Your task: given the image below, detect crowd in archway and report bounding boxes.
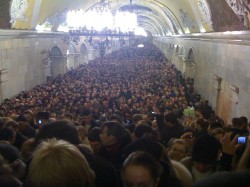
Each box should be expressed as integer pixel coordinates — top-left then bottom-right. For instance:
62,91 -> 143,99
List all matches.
0,42 -> 250,187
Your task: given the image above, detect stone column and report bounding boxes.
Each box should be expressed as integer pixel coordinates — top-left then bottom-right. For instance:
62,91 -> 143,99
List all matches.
67,54 -> 75,70
43,58 -> 52,82
0,69 -> 8,102
179,58 -> 197,79
80,53 -> 88,64
74,54 -> 80,68
50,56 -> 67,78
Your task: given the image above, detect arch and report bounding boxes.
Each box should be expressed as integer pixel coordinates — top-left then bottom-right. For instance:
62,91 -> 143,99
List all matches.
187,48 -> 194,61
67,44 -> 77,54
175,45 -> 179,54
50,45 -> 62,57
80,43 -> 87,54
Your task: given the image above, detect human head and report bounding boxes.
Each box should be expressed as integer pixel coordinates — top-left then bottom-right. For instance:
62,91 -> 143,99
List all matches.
109,114 -> 123,124
82,110 -> 93,124
232,118 -> 243,129
25,139 -> 95,187
100,121 -> 130,146
164,112 -> 178,126
211,128 -> 225,141
122,151 -> 162,187
207,121 -> 223,134
168,139 -> 188,161
88,127 -> 102,154
23,110 -> 34,123
180,128 -> 196,150
15,114 -> 28,131
192,134 -> 221,173
132,125 -> 155,141
34,120 -> 81,146
0,127 -> 16,144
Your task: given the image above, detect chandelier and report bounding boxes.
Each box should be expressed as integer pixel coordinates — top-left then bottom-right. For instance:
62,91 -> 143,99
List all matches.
86,0 -> 112,13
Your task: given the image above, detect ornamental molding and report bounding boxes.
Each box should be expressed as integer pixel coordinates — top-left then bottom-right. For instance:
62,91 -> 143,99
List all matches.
179,9 -> 196,29
163,9 -> 183,34
225,0 -> 250,28
43,9 -> 68,30
225,0 -> 247,16
198,0 -> 213,28
10,0 -> 29,24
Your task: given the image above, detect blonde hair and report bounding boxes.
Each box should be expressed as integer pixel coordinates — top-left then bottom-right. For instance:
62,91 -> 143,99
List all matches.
26,139 -> 95,187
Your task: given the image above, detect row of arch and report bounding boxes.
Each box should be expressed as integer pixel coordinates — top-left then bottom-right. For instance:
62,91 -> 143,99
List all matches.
166,43 -> 195,62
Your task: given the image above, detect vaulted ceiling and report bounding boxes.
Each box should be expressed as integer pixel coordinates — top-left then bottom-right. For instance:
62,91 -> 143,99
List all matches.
0,0 -> 249,35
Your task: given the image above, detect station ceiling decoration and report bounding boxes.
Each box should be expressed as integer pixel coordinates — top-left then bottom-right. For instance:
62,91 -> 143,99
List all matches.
0,0 -> 249,35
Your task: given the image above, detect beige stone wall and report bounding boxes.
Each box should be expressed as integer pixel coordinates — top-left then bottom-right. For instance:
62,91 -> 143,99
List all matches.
0,30 -> 67,101
154,33 -> 250,123
0,30 -> 127,102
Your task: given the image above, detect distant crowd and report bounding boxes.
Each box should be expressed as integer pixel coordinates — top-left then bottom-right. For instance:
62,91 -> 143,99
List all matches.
0,42 -> 250,187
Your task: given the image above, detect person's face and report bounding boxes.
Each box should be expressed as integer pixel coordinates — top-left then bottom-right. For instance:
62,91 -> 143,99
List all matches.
100,127 -> 113,146
89,141 -> 102,153
83,115 -> 92,124
23,113 -> 33,122
214,133 -> 224,141
168,143 -> 187,161
123,165 -> 158,187
181,132 -> 195,147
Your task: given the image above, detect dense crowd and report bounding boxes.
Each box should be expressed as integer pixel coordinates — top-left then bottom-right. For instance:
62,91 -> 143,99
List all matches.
0,42 -> 250,187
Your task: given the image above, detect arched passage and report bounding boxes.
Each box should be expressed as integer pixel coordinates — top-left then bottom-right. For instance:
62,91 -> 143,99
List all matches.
187,48 -> 194,61
49,45 -> 67,77
50,45 -> 62,57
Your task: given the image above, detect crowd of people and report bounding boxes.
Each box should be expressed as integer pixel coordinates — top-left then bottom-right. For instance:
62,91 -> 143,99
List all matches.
0,42 -> 250,187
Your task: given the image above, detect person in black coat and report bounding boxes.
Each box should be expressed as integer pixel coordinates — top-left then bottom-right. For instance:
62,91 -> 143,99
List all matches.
157,112 -> 184,147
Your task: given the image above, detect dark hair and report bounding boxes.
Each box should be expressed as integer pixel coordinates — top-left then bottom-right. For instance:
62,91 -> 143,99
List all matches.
102,121 -> 131,145
34,120 -> 81,145
123,138 -> 164,161
192,134 -> 221,164
122,151 -> 163,184
88,127 -> 101,142
164,112 -> 178,124
0,143 -> 21,163
15,115 -> 27,122
183,128 -> 196,136
0,128 -> 15,142
64,113 -> 73,120
240,116 -> 248,124
209,121 -> 222,129
132,114 -> 143,123
232,118 -> 243,128
109,114 -> 123,124
133,125 -> 153,139
82,110 -> 91,116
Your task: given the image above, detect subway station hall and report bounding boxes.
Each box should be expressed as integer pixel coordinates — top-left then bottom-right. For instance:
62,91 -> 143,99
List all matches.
1,0 -> 250,187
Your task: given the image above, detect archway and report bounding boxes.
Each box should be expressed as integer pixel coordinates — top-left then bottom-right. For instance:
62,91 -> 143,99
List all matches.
187,48 -> 194,61
49,45 -> 67,78
50,45 -> 63,57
